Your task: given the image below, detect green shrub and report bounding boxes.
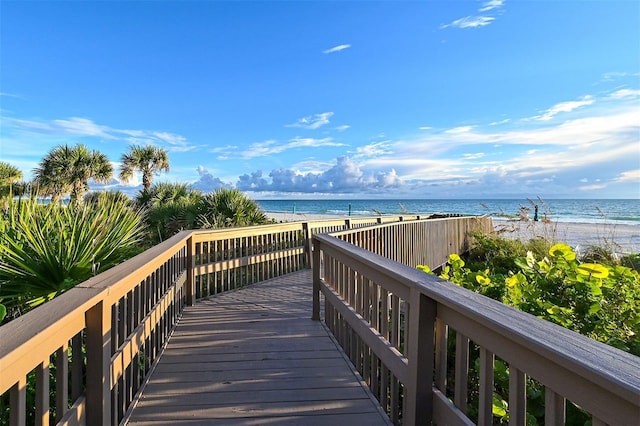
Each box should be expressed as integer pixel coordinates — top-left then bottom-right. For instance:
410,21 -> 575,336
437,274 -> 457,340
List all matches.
0,194 -> 145,319
418,236 -> 640,424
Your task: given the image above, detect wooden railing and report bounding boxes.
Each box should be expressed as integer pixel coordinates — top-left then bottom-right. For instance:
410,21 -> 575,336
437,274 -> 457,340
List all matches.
312,218 -> 640,425
0,214 -> 426,425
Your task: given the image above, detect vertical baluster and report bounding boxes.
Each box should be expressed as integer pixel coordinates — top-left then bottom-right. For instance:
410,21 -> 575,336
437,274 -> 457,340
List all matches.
454,333 -> 469,412
509,367 -> 526,426
35,360 -> 49,426
312,239 -> 321,321
390,294 -> 401,423
71,333 -> 83,400
478,347 -> 495,426
545,387 -> 565,426
10,378 -> 27,426
435,319 -> 448,391
56,344 -> 69,422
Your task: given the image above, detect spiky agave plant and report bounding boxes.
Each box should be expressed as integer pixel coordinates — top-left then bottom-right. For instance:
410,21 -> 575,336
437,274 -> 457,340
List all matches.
0,193 -> 146,316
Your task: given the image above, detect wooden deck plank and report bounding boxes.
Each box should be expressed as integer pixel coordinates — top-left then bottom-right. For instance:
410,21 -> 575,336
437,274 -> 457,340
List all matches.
126,270 -> 390,425
128,412 -> 388,426
141,376 -> 364,395
129,399 -> 382,421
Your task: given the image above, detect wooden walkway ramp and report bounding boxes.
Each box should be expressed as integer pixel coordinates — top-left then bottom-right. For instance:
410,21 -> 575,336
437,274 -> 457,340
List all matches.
126,270 -> 391,425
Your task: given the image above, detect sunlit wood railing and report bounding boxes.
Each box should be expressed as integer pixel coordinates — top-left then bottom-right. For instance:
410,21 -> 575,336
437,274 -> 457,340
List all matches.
0,214 -> 427,425
312,218 -> 640,426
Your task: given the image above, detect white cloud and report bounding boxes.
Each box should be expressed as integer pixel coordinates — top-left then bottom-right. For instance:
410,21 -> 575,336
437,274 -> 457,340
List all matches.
613,169 -> 640,183
441,0 -> 505,30
479,0 -> 505,12
191,166 -> 231,192
239,137 -> 347,159
445,125 -> 474,134
532,95 -> 595,121
335,125 -> 351,132
579,183 -> 607,191
0,92 -> 24,99
441,16 -> 495,29
353,141 -> 394,158
419,126 -> 433,130
601,71 -> 640,82
52,117 -> 115,139
607,89 -> 640,100
286,112 -> 334,129
2,115 -> 196,151
323,44 -> 351,54
237,156 -> 403,193
463,153 -> 485,159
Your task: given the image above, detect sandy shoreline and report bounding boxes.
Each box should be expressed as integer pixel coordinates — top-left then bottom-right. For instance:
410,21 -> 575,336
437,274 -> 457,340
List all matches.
265,212 -> 640,254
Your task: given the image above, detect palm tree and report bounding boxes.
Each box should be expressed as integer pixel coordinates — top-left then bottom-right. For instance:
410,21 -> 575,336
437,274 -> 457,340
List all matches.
119,145 -> 170,193
0,162 -> 23,201
0,162 -> 22,185
33,144 -> 113,203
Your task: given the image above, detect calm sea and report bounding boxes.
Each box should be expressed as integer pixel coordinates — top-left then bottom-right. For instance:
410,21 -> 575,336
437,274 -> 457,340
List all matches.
256,199 -> 640,226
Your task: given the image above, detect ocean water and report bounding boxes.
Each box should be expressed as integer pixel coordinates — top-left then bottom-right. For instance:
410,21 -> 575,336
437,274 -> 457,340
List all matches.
256,199 -> 640,226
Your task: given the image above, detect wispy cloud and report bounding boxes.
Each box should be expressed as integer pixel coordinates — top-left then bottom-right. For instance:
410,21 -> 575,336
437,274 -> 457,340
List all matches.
441,0 -> 505,29
323,44 -> 351,54
238,137 -> 347,159
607,89 -> 640,100
0,92 -> 25,99
531,95 -> 595,121
479,0 -> 505,12
613,169 -> 640,183
441,16 -> 495,29
601,71 -> 640,82
335,125 -> 351,132
53,117 -> 115,139
286,112 -> 334,129
1,116 -> 196,152
352,141 -> 393,159
445,125 -> 474,134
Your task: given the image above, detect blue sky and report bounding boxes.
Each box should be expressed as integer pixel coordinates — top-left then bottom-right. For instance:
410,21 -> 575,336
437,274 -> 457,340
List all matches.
1,0 -> 639,199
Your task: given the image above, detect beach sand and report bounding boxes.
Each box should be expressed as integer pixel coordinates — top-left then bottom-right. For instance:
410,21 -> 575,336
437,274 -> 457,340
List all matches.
266,212 -> 640,254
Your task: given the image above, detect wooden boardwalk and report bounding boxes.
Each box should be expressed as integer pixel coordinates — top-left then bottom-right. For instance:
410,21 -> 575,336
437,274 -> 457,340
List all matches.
126,270 -> 391,425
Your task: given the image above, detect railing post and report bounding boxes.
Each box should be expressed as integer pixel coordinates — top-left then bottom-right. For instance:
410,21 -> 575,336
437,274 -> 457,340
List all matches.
404,286 -> 435,425
85,301 -> 112,426
303,222 -> 312,269
312,238 -> 321,321
186,235 -> 195,305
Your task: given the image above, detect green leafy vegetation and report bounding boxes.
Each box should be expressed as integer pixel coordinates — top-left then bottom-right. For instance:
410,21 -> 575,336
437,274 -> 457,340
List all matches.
418,233 -> 640,424
138,184 -> 271,244
0,193 -> 145,320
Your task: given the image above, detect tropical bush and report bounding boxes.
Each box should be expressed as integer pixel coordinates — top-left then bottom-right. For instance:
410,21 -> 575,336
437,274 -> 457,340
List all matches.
418,234 -> 640,424
139,185 -> 271,244
0,193 -> 146,320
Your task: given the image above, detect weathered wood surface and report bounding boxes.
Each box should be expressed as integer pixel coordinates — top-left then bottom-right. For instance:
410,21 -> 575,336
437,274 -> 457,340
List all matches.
126,270 -> 391,425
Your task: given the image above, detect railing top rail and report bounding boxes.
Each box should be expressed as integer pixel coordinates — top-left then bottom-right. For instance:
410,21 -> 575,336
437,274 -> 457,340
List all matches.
0,230 -> 192,392
313,232 -> 640,404
327,215 -> 478,238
